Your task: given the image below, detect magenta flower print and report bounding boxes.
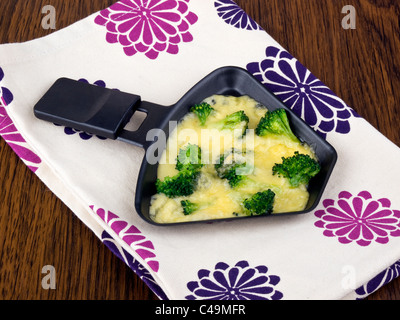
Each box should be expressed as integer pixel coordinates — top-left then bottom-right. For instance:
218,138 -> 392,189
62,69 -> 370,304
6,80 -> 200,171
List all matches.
94,0 -> 198,60
186,261 -> 283,300
1,68 -> 41,173
101,231 -> 168,300
314,191 -> 400,247
0,105 -> 42,173
90,205 -> 159,272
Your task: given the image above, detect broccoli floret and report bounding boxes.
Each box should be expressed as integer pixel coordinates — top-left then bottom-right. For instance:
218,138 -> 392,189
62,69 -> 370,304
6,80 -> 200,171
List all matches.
221,111 -> 249,136
181,200 -> 199,216
256,108 -> 299,142
221,165 -> 247,188
215,149 -> 250,188
157,144 -> 204,198
156,170 -> 200,198
243,190 -> 276,216
191,103 -> 215,126
176,144 -> 203,172
272,151 -> 321,187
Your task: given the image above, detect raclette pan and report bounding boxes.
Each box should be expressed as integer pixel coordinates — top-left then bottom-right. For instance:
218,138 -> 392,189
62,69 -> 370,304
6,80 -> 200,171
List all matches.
34,66 -> 337,226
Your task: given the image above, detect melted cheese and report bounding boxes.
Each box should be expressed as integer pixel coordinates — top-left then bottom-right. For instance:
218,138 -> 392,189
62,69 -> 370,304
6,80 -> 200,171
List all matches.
150,95 -> 316,224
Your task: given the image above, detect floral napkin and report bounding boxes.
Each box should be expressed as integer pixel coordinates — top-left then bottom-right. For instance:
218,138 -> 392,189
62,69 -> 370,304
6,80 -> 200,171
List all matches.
1,0 -> 400,300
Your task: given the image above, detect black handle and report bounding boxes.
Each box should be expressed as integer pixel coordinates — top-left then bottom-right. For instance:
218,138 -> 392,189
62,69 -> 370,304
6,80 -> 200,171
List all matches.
34,78 -> 169,149
118,101 -> 170,149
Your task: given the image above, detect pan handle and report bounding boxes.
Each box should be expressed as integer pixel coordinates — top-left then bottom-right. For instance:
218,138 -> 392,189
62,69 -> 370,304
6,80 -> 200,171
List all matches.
34,78 -> 169,149
118,101 -> 170,149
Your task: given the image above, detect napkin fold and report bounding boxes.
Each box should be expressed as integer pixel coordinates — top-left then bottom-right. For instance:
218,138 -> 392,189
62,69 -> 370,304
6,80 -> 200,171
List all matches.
1,0 -> 400,300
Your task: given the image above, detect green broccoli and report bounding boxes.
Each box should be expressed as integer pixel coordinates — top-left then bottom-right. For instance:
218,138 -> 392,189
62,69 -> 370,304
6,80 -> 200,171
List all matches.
221,110 -> 249,136
215,149 -> 251,188
220,164 -> 247,188
180,200 -> 199,216
256,108 -> 299,142
191,103 -> 215,126
157,144 -> 205,198
176,144 -> 203,172
272,151 -> 321,187
243,190 -> 276,216
156,170 -> 200,198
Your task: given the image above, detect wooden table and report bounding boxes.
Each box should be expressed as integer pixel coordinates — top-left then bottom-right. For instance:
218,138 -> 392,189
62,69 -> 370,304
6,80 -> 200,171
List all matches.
0,0 -> 399,300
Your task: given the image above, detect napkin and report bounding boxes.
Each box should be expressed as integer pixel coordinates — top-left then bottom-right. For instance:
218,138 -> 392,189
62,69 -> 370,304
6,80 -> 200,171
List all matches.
1,0 -> 400,300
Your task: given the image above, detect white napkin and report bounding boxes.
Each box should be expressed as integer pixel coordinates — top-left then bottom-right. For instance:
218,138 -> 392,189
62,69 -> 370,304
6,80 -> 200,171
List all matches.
1,0 -> 400,300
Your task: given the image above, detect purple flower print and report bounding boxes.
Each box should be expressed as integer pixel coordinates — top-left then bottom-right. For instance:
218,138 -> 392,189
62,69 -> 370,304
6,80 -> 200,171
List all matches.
62,126 -> 107,140
90,205 -> 159,272
0,67 -> 13,106
314,191 -> 400,247
355,260 -> 400,299
0,68 -> 13,106
94,0 -> 198,60
214,0 -> 261,30
101,231 -> 168,300
0,87 -> 13,106
78,78 -> 106,87
247,46 -> 360,138
186,261 -> 283,300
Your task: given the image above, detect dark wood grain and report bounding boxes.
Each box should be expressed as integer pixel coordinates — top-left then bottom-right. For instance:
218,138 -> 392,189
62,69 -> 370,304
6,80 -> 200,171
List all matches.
0,0 -> 399,300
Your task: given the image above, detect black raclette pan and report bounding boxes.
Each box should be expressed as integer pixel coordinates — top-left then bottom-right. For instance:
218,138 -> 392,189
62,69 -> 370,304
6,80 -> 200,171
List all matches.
34,66 -> 337,226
